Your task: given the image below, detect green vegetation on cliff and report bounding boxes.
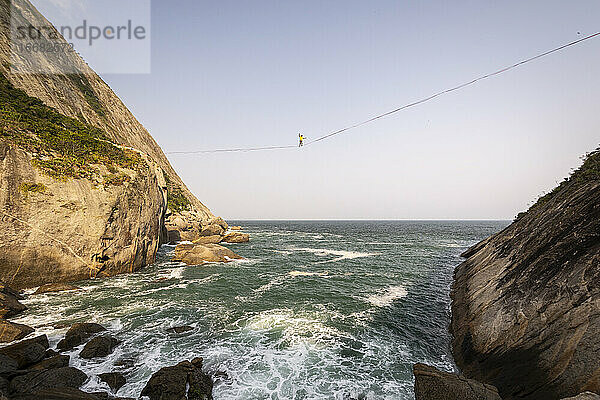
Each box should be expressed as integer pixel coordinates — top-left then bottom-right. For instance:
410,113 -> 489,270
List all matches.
19,182 -> 46,195
164,173 -> 191,212
0,72 -> 140,181
516,147 -> 600,220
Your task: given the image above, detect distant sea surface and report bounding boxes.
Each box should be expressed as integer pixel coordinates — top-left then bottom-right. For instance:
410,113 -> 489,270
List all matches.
14,220 -> 508,399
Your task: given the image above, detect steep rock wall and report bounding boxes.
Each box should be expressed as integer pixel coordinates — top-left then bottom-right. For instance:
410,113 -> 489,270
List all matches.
0,0 -> 225,233
0,141 -> 167,289
450,149 -> 600,399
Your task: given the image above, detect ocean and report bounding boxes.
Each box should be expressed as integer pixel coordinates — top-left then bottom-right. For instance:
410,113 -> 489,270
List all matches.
13,220 -> 508,399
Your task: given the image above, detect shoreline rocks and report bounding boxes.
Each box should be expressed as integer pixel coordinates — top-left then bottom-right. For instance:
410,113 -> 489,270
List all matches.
33,284 -> 81,295
413,363 -> 501,400
57,323 -> 106,351
222,232 -> 250,243
79,336 -> 120,359
0,321 -> 34,344
173,243 -> 244,266
141,358 -> 213,400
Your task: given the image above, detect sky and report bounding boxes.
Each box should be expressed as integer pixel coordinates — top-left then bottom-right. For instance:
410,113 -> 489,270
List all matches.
35,0 -> 600,219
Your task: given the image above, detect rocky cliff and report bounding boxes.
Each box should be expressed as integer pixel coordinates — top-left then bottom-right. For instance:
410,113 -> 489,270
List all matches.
450,148 -> 600,399
0,0 -> 226,288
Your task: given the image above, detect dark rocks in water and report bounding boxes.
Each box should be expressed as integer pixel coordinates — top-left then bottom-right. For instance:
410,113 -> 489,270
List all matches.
450,149 -> 600,399
413,363 -> 501,400
141,357 -> 213,400
27,354 -> 70,371
46,349 -> 59,358
57,323 -> 106,351
33,283 -> 80,295
188,357 -> 213,400
11,387 -> 102,399
166,325 -> 194,334
0,320 -> 34,343
98,372 -> 126,392
0,335 -> 48,369
79,336 -> 119,359
9,366 -> 87,394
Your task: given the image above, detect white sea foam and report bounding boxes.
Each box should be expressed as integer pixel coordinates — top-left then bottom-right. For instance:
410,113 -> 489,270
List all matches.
244,309 -> 342,347
367,285 -> 408,307
157,266 -> 185,280
289,247 -> 377,264
288,270 -> 329,278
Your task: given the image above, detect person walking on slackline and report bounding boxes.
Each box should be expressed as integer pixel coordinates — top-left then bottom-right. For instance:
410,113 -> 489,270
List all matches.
298,133 -> 306,147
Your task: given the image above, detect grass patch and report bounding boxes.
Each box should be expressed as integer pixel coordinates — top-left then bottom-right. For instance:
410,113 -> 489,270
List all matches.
0,71 -> 141,181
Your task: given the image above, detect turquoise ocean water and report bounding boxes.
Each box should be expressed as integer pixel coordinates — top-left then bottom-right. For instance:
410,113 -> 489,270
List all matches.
13,220 -> 507,399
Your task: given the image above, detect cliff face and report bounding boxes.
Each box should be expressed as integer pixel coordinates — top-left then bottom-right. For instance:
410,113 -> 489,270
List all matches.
450,149 -> 600,399
0,0 -> 226,288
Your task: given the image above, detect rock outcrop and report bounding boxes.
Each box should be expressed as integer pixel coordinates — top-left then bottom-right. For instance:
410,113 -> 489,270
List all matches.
0,333 -> 135,399
0,0 -> 227,289
98,372 -> 126,392
0,282 -> 26,319
222,232 -> 250,243
57,323 -> 106,351
450,148 -> 600,399
141,358 -> 213,400
173,243 -> 244,266
413,363 -> 501,400
562,393 -> 600,400
79,336 -> 119,359
0,320 -> 33,343
33,284 -> 80,295
0,281 -> 31,343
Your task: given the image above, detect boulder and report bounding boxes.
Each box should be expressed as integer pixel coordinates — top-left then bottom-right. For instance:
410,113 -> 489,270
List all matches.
166,326 -> 194,334
27,354 -> 70,371
222,232 -> 250,243
57,323 -> 106,351
98,372 -> 126,392
79,336 -> 119,359
33,284 -> 80,295
199,224 -> 225,237
0,335 -> 48,369
229,226 -> 242,231
9,366 -> 87,394
188,357 -> 213,400
450,149 -> 600,399
0,320 -> 34,343
0,282 -> 26,319
141,358 -> 212,400
192,235 -> 223,245
562,393 -> 600,400
0,282 -> 23,301
0,375 -> 8,396
413,363 -> 501,400
11,388 -> 101,399
0,354 -> 18,375
173,244 -> 243,266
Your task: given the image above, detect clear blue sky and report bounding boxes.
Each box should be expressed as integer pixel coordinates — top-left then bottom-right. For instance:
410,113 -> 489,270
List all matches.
46,0 -> 600,219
